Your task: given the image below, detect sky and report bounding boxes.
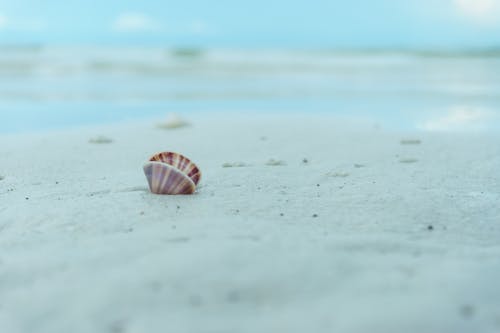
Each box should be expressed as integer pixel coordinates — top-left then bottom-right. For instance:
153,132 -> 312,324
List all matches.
0,0 -> 500,48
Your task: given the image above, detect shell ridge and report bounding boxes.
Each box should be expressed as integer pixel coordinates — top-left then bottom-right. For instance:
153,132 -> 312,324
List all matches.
159,164 -> 173,193
143,161 -> 196,195
148,151 -> 201,186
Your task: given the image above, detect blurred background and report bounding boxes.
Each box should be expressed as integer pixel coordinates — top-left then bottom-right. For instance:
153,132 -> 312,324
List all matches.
1,0 -> 500,132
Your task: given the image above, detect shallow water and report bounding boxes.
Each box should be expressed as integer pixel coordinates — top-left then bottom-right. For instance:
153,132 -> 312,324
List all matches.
1,46 -> 499,133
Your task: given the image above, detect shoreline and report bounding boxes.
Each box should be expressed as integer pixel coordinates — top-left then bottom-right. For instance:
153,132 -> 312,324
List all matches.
1,113 -> 499,333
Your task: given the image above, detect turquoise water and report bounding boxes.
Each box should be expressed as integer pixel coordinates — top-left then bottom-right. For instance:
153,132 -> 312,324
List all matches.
1,46 -> 500,133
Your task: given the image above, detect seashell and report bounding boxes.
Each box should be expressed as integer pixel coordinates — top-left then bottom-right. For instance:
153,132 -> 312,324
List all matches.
89,136 -> 113,144
399,158 -> 418,164
265,158 -> 286,166
222,162 -> 249,168
400,139 -> 421,145
157,113 -> 190,129
325,171 -> 349,178
143,152 -> 201,195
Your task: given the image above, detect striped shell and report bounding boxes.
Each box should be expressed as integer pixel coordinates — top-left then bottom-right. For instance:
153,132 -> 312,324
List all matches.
143,152 -> 201,195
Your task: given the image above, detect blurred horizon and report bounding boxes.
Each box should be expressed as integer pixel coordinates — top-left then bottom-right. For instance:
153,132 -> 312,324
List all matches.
1,45 -> 499,133
3,44 -> 500,56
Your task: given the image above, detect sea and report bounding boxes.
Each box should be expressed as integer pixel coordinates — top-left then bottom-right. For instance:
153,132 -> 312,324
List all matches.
1,46 -> 499,133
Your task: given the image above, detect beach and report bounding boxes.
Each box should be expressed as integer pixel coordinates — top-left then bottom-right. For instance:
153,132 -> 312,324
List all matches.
1,113 -> 499,333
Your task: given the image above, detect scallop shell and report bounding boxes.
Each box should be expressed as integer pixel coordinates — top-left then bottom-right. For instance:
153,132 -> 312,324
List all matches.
143,152 -> 201,195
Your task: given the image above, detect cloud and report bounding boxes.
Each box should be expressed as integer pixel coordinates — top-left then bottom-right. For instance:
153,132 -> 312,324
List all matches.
112,12 -> 161,32
418,106 -> 495,131
188,20 -> 209,35
0,14 -> 8,29
0,14 -> 45,32
453,0 -> 500,24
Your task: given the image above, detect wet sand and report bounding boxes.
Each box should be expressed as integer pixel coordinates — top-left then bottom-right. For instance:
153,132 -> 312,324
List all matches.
0,113 -> 499,333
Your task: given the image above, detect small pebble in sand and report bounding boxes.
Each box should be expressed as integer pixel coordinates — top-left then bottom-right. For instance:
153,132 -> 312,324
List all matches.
400,139 -> 422,145
89,136 -> 113,144
399,158 -> 418,164
222,162 -> 249,168
326,171 -> 350,178
459,304 -> 475,319
167,237 -> 190,243
265,159 -> 286,166
109,320 -> 127,333
189,294 -> 203,307
226,290 -> 241,303
157,113 -> 190,129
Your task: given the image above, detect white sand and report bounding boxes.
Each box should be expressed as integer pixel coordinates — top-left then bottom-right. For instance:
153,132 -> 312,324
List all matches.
1,113 -> 499,333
